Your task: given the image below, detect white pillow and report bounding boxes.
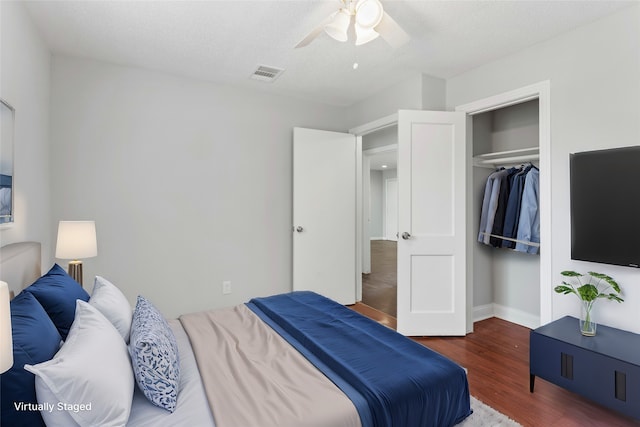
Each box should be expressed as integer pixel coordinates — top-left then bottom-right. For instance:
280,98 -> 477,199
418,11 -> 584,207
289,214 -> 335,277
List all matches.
89,275 -> 133,342
24,300 -> 134,427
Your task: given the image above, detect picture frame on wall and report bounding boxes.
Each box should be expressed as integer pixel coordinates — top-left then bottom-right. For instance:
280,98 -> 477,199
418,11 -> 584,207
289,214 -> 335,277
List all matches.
1,99 -> 15,227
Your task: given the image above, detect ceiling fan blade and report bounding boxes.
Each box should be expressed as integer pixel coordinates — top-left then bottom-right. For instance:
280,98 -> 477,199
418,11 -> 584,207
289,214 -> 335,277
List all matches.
376,12 -> 410,48
295,12 -> 336,48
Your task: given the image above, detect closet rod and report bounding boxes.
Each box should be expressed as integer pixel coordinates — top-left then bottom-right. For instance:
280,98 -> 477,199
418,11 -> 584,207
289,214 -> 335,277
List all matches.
479,232 -> 540,248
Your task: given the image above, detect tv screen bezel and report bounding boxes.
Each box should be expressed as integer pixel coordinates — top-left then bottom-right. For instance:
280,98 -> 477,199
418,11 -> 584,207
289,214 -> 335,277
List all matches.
570,145 -> 640,269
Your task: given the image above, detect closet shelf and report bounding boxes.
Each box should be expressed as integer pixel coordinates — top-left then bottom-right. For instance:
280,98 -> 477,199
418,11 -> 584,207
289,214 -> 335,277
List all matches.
473,147 -> 539,168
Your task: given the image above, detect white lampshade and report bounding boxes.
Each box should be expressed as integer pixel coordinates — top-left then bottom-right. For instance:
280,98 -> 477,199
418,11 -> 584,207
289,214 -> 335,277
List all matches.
0,281 -> 13,373
325,9 -> 351,42
55,221 -> 98,260
355,24 -> 380,46
355,0 -> 384,29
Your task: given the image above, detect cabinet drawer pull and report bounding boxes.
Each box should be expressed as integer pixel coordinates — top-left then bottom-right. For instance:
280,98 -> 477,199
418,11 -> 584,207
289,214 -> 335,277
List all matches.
560,353 -> 573,380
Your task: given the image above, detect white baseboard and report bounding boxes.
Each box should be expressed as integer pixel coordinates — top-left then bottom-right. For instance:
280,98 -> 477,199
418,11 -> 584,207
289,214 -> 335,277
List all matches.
473,303 -> 540,329
473,303 -> 495,323
370,237 -> 384,241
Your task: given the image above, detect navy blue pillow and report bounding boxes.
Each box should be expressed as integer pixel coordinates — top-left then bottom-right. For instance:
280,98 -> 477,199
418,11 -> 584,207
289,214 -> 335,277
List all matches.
23,264 -> 90,340
0,292 -> 62,427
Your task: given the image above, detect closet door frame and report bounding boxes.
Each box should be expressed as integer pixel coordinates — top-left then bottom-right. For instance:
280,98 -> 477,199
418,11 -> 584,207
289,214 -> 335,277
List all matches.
456,81 -> 551,333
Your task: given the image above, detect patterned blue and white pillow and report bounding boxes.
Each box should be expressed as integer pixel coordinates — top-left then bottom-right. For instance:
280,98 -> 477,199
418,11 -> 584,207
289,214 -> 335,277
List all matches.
129,295 -> 180,412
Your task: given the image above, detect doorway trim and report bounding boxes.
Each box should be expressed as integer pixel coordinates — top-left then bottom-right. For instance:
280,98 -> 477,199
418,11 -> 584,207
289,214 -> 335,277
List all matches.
350,113 -> 398,136
349,113 -> 397,301
455,80 -> 552,331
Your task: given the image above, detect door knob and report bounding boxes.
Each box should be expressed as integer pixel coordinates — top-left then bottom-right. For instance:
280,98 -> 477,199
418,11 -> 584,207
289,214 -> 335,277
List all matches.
401,232 -> 411,240
296,226 -> 304,233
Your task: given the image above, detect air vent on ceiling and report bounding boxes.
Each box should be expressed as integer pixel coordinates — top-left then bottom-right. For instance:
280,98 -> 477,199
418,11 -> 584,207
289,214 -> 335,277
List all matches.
250,65 -> 284,82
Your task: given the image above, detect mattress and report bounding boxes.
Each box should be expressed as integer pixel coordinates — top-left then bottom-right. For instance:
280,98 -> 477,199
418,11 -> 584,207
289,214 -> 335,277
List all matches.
178,291 -> 471,427
180,304 -> 361,427
126,320 -> 215,426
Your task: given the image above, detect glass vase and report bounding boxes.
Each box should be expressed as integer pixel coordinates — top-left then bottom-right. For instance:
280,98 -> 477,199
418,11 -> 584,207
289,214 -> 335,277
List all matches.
580,301 -> 596,336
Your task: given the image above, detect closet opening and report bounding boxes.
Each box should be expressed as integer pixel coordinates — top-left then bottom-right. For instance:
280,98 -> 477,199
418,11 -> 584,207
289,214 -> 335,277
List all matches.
471,98 -> 541,329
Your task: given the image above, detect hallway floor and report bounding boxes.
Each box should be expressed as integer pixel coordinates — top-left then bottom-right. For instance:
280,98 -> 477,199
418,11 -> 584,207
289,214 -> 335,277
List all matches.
362,240 -> 397,317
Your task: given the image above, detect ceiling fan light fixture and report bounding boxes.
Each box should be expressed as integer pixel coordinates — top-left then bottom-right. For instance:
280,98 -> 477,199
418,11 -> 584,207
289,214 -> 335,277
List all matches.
355,24 -> 379,46
355,0 -> 384,29
296,0 -> 408,49
324,9 -> 351,42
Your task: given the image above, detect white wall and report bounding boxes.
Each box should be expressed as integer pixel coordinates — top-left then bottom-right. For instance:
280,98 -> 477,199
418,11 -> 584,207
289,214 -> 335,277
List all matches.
421,73 -> 447,111
347,73 -> 446,128
382,169 -> 398,241
382,169 -> 397,182
50,56 -> 350,318
347,73 -> 422,128
0,1 -> 52,267
489,100 -> 539,153
369,170 -> 383,239
448,4 -> 640,332
368,168 -> 398,241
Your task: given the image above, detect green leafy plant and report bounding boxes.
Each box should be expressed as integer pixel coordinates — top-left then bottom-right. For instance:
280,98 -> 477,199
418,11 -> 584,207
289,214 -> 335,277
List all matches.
554,271 -> 623,335
554,271 -> 624,303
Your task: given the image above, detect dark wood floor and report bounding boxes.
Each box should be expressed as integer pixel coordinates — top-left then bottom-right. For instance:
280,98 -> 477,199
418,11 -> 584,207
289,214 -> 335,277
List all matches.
350,303 -> 640,427
362,240 -> 397,317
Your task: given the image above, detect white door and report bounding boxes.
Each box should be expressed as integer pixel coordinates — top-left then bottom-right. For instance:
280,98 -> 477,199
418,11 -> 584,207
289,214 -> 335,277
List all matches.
384,178 -> 398,241
396,110 -> 469,336
293,127 -> 357,305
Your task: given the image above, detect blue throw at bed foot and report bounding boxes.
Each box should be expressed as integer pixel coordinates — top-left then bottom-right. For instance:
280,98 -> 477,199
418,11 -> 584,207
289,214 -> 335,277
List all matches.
247,291 -> 472,427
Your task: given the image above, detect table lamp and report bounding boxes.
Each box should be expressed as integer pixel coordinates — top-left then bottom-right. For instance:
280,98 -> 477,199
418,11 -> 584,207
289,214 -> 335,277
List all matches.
55,220 -> 97,287
0,281 -> 12,373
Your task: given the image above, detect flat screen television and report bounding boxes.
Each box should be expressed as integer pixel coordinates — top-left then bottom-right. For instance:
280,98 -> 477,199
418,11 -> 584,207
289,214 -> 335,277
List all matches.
570,145 -> 640,268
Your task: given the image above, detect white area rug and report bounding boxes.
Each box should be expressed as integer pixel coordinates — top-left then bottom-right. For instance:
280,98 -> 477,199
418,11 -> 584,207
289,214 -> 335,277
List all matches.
459,396 -> 522,426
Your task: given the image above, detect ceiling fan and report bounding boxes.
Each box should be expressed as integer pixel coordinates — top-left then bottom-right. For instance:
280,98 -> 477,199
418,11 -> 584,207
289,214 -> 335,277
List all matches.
295,0 -> 410,49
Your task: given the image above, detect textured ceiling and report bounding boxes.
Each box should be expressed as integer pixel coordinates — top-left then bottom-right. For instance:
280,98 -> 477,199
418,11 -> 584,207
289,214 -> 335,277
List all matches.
24,0 -> 635,106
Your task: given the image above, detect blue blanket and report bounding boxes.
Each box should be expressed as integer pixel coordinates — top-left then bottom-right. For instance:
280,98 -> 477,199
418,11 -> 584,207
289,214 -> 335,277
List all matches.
247,291 -> 471,427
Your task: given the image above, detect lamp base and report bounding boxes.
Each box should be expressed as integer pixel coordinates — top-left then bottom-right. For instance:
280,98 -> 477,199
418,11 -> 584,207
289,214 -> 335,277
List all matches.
68,261 -> 84,287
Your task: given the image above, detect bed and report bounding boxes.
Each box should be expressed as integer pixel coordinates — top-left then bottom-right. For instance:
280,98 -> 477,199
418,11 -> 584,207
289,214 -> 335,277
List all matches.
1,241 -> 471,427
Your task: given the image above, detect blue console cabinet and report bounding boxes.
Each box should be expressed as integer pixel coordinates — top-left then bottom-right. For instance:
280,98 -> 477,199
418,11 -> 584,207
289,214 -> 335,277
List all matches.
530,316 -> 640,420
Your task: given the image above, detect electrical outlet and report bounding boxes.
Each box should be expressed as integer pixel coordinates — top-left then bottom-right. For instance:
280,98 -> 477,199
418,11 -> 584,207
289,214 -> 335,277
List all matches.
222,281 -> 231,295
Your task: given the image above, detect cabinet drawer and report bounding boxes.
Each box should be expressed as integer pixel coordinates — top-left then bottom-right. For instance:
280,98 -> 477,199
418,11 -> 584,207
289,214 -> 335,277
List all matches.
530,333 -> 581,390
589,358 -> 640,419
531,331 -> 640,419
